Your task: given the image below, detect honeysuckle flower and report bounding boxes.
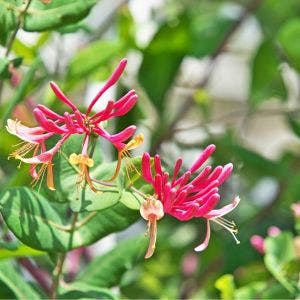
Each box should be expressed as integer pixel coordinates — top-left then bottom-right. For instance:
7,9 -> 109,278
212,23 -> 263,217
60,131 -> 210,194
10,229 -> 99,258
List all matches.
7,58 -> 139,191
250,226 -> 281,254
291,202 -> 300,218
139,144 -> 240,258
250,235 -> 265,254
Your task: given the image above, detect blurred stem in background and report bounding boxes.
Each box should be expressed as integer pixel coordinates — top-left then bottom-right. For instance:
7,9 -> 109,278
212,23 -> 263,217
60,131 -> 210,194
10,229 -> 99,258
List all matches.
0,0 -> 33,104
150,0 -> 263,154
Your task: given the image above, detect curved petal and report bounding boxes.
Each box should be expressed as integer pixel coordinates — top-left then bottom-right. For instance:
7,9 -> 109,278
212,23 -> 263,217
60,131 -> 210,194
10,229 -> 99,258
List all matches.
194,219 -> 211,252
204,196 -> 240,219
6,119 -> 53,143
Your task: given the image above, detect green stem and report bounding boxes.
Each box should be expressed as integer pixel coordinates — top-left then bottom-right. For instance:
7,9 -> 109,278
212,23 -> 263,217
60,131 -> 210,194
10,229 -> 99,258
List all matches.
50,212 -> 79,300
0,0 -> 33,104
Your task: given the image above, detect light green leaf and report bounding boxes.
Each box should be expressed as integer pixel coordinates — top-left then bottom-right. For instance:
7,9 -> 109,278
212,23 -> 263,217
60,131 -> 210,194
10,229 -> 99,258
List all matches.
264,232 -> 297,294
278,18 -> 300,72
0,187 -> 139,252
58,282 -> 117,299
215,274 -> 236,300
77,236 -> 147,288
0,243 -> 44,260
0,260 -> 41,299
66,40 -> 122,81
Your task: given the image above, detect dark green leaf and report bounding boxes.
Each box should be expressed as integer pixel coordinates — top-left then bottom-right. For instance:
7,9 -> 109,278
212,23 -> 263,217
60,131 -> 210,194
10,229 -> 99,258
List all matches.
0,187 -> 139,252
138,17 -> 190,111
250,40 -> 286,106
287,116 -> 300,138
190,14 -> 234,57
0,260 -> 41,299
77,236 -> 147,287
278,18 -> 300,72
0,57 -> 22,79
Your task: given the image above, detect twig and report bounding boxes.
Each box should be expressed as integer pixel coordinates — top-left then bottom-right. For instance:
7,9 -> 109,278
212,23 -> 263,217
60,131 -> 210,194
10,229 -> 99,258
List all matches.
50,212 -> 78,300
150,0 -> 263,154
0,0 -> 33,104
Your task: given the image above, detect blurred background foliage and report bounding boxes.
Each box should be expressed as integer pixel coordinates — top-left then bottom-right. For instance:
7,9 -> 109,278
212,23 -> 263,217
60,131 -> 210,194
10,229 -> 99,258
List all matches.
0,0 -> 300,298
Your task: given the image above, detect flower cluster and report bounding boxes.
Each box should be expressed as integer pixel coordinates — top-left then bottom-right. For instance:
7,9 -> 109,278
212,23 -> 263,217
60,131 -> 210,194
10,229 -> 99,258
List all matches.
7,58 -> 240,258
140,145 -> 240,257
7,59 -> 140,191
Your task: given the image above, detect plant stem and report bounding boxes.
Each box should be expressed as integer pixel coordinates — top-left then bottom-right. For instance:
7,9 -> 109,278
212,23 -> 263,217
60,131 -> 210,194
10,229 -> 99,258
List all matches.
0,0 -> 33,104
50,212 -> 79,300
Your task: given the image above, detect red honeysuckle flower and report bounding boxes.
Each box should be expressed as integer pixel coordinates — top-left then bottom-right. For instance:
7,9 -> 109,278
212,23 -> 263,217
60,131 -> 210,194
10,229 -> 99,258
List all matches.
7,58 -> 139,191
139,144 -> 240,258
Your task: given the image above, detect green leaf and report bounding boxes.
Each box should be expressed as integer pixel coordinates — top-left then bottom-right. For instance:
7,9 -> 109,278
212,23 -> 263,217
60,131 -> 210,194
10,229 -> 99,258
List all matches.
215,274 -> 236,300
250,40 -> 286,106
47,135 -> 146,212
256,0 -> 300,35
0,0 -> 96,45
278,18 -> 300,72
0,187 -> 139,252
287,116 -> 300,138
0,260 -> 41,299
25,0 -> 97,31
264,232 -> 297,294
66,40 -> 122,81
0,1 -> 16,45
0,57 -> 22,79
57,21 -> 91,34
138,16 -> 190,111
77,236 -> 147,288
0,243 -> 44,260
190,14 -> 234,57
235,281 -> 291,299
58,282 -> 117,300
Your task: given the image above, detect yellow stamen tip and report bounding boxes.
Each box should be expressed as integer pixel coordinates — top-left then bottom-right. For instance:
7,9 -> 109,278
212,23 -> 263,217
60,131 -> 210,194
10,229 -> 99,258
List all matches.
69,153 -> 79,165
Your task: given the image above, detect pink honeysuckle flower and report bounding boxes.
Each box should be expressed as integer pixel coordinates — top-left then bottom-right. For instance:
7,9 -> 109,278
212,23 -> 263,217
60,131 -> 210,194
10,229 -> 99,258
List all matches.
250,235 -> 265,254
7,58 -> 139,191
291,202 -> 300,218
139,144 -> 240,258
250,226 -> 281,255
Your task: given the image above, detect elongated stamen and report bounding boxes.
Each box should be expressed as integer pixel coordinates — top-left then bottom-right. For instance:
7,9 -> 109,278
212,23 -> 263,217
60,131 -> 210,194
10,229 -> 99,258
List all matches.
211,217 -> 240,244
69,153 -> 101,193
105,134 -> 144,182
31,163 -> 47,188
9,142 -> 39,160
30,162 -> 55,190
